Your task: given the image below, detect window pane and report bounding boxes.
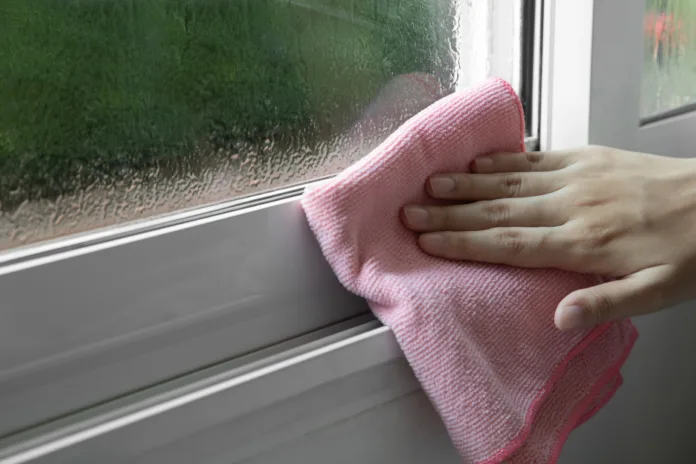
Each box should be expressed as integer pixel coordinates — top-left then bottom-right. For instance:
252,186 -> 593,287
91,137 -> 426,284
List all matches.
642,0 -> 696,116
0,0 -> 522,250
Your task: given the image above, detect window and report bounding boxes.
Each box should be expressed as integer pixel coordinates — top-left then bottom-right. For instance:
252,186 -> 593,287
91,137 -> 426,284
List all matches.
1,0 -> 525,251
642,0 -> 696,121
0,0 -> 536,460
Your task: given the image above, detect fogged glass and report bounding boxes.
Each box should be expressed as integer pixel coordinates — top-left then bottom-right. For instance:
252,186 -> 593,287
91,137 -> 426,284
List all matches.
643,0 -> 696,116
0,0 -> 521,250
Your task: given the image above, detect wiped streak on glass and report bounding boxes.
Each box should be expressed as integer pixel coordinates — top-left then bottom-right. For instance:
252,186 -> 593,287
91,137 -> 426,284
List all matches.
0,0 -> 518,250
454,0 -> 521,93
642,0 -> 696,116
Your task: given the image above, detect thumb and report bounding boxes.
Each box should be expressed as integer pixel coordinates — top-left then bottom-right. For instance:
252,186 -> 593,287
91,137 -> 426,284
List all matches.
554,267 -> 670,330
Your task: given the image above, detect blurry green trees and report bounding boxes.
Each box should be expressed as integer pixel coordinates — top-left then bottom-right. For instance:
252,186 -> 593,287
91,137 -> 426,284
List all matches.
0,0 -> 449,207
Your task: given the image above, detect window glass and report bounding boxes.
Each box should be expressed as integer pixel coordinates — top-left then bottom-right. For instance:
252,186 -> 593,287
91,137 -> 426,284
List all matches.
0,0 -> 522,250
642,0 -> 696,117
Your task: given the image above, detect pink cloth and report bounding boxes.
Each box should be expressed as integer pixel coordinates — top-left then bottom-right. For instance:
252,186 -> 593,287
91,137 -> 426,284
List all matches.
301,78 -> 637,464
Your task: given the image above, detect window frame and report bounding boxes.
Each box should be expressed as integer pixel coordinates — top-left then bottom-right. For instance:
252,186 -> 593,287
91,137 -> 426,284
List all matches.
0,184 -> 370,437
540,0 -> 696,158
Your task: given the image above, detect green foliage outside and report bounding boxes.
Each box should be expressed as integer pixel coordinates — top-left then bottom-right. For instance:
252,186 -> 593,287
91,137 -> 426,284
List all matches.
0,0 -> 449,209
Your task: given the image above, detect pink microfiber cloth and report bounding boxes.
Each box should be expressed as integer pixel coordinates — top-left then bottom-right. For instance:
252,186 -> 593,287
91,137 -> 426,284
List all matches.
301,78 -> 638,463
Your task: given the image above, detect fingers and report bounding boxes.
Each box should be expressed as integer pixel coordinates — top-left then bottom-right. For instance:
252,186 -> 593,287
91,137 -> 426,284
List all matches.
471,151 -> 575,174
554,266 -> 673,330
427,172 -> 563,201
417,227 -> 565,268
402,198 -> 565,232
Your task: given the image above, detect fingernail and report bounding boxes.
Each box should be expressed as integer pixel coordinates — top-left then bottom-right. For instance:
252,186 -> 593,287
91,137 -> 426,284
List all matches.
403,207 -> 430,227
429,176 -> 455,195
419,233 -> 445,251
556,305 -> 592,330
473,157 -> 493,171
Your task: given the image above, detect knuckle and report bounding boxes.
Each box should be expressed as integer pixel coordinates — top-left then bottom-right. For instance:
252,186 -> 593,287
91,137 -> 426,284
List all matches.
447,232 -> 470,255
587,145 -> 616,164
585,145 -> 608,157
573,193 -> 609,208
439,208 -> 457,230
501,175 -> 523,197
497,230 -> 526,254
587,290 -> 616,324
482,202 -> 511,227
524,152 -> 543,165
649,280 -> 672,310
572,145 -> 603,168
553,225 -> 588,266
642,281 -> 668,310
576,224 -> 616,251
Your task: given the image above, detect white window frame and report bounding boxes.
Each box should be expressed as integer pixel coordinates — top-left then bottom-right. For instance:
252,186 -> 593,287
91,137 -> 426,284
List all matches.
541,0 -> 696,158
0,183 -> 370,436
1,1 -> 540,461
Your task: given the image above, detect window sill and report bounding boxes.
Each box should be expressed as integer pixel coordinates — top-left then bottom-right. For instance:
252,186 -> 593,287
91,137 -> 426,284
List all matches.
0,320 -> 436,463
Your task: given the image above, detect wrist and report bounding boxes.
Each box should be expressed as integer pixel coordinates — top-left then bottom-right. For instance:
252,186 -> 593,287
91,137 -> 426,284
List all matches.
658,156 -> 696,238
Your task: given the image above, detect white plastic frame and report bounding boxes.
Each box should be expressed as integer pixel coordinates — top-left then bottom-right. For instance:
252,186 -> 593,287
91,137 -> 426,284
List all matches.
540,0 -> 696,157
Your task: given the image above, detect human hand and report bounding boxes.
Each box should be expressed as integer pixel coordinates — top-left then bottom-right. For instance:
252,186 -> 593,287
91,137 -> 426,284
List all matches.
401,146 -> 696,330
